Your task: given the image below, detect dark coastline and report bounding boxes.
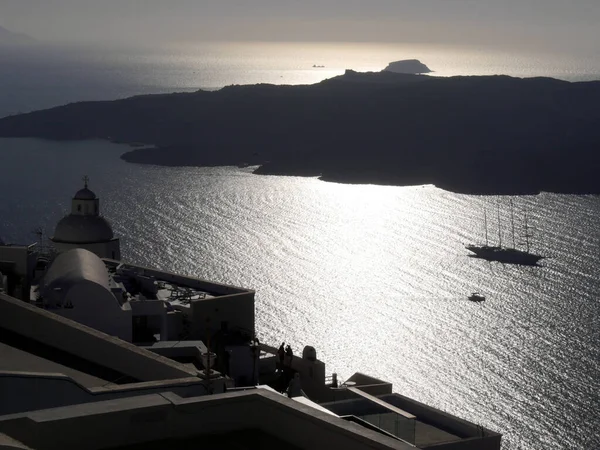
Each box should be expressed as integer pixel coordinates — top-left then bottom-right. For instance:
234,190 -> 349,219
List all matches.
1,70 -> 599,195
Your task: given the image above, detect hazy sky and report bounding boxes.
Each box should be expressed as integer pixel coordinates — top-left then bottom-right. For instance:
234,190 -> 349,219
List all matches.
2,0 -> 599,52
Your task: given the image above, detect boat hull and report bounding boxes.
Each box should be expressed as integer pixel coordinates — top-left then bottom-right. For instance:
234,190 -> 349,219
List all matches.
466,245 -> 543,266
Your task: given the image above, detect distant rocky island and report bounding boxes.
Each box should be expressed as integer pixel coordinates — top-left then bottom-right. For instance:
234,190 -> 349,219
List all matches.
1,66 -> 599,195
383,59 -> 432,74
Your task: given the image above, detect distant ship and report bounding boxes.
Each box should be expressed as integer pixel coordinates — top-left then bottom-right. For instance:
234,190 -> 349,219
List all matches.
466,201 -> 544,266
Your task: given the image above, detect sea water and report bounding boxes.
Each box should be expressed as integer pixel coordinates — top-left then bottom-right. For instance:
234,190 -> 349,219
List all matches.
0,42 -> 599,450
1,41 -> 599,118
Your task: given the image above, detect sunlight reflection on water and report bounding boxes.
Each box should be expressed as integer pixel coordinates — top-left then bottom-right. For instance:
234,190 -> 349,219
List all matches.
2,42 -> 600,117
0,138 -> 598,449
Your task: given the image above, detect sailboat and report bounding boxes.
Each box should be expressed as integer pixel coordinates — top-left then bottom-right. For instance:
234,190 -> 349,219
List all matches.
466,200 -> 544,266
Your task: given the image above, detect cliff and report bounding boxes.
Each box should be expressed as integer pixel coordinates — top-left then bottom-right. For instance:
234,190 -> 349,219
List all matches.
1,71 -> 599,194
383,59 -> 432,74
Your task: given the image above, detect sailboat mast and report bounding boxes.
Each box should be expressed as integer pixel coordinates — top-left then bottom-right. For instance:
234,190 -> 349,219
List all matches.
510,199 -> 516,249
484,208 -> 489,246
524,214 -> 530,253
497,201 -> 502,248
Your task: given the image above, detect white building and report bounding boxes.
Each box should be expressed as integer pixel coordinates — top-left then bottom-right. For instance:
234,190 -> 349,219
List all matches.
51,179 -> 121,260
40,248 -> 133,341
36,247 -> 256,348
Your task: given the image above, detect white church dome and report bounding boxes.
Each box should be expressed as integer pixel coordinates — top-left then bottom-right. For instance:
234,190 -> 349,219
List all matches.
53,215 -> 114,244
51,178 -> 121,260
73,187 -> 97,200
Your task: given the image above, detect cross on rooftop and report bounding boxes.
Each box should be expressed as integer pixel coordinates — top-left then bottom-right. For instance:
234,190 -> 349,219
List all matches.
82,175 -> 89,188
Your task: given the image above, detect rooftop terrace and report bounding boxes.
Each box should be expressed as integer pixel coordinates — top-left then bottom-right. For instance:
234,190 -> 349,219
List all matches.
105,260 -> 252,307
31,255 -> 254,304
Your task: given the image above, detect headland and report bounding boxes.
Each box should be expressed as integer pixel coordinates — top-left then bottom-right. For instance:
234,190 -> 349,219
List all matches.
0,67 -> 599,195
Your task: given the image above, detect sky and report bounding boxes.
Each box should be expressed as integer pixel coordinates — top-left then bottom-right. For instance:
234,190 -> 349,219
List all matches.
1,0 -> 599,53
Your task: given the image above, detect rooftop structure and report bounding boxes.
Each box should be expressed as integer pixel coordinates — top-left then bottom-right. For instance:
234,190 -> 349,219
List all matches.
0,290 -> 224,416
0,243 -> 38,300
51,177 -> 121,260
0,385 -> 501,450
30,248 -> 255,345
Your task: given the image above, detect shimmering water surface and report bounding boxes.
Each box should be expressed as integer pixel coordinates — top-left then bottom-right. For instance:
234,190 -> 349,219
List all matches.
0,138 -> 598,450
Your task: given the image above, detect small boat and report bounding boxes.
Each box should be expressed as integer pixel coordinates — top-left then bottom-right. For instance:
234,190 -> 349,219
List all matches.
468,292 -> 485,302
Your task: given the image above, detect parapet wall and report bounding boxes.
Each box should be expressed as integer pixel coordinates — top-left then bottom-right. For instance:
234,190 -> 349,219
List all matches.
107,261 -> 254,296
189,292 -> 255,339
0,432 -> 31,450
0,372 -> 215,416
0,390 -> 411,450
0,293 -> 196,382
380,393 -> 501,444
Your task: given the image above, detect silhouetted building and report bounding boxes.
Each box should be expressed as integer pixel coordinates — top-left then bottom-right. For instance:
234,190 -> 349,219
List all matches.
51,178 -> 121,259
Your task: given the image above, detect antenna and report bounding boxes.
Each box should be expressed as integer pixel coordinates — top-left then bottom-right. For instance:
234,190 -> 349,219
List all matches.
32,227 -> 44,250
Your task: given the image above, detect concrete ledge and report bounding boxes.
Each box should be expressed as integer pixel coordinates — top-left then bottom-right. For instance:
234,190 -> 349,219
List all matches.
380,394 -> 500,441
0,433 -> 32,450
140,341 -> 207,361
90,377 -> 205,394
28,394 -> 172,422
0,389 -> 412,450
0,293 -> 197,382
104,260 -> 254,296
0,370 -> 214,416
0,370 -> 205,395
249,390 -> 413,450
347,387 -> 416,420
347,373 -> 393,396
